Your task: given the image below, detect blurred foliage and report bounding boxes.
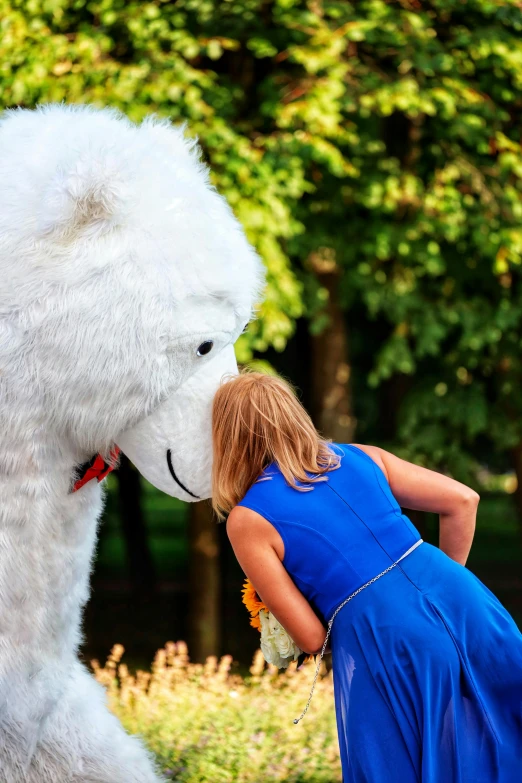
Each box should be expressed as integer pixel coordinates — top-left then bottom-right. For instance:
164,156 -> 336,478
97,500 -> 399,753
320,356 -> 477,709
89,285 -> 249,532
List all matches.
97,474 -> 188,578
93,642 -> 340,782
3,0 -> 522,475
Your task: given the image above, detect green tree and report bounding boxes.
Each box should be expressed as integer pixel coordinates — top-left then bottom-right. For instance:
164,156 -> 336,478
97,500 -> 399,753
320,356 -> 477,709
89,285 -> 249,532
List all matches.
3,0 -> 522,639
5,1 -> 522,476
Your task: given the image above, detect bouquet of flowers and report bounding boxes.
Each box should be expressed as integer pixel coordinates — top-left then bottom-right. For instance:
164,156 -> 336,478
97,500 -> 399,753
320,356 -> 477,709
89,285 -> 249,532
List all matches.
242,579 -> 308,669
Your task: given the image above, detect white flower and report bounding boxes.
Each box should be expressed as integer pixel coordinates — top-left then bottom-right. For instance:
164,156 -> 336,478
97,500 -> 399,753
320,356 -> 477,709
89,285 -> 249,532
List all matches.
258,609 -> 302,669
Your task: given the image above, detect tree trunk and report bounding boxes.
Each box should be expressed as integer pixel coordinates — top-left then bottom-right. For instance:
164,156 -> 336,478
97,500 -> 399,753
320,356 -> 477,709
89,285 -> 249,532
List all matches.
115,455 -> 156,596
309,250 -> 356,443
188,500 -> 221,661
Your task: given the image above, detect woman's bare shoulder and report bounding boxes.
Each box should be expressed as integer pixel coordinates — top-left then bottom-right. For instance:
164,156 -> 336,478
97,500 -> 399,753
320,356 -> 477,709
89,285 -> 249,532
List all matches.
226,505 -> 285,561
226,505 -> 271,539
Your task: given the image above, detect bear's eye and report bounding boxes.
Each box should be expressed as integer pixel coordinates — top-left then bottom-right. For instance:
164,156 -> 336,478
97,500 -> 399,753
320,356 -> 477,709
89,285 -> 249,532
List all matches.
196,340 -> 214,357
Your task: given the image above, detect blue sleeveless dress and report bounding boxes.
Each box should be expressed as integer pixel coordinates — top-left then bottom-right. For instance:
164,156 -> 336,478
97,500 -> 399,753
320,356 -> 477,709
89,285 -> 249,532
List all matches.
238,444 -> 522,782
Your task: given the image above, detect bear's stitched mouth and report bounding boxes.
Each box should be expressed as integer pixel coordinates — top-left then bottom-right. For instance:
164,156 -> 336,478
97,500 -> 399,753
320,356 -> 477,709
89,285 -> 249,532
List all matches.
166,449 -> 200,499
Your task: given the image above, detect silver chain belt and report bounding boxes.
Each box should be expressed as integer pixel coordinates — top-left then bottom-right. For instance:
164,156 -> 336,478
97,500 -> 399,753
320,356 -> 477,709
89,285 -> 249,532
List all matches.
293,538 -> 424,724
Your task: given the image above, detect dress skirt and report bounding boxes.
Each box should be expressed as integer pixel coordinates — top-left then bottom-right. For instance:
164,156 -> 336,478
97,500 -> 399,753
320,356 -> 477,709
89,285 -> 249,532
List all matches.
331,542 -> 522,782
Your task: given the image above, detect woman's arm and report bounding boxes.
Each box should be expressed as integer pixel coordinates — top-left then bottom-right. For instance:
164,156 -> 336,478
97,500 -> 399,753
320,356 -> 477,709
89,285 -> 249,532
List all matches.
353,444 -> 479,566
226,506 -> 327,655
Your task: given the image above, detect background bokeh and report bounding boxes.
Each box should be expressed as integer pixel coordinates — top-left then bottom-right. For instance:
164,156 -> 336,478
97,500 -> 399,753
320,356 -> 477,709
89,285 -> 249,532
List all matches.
2,0 -> 522,674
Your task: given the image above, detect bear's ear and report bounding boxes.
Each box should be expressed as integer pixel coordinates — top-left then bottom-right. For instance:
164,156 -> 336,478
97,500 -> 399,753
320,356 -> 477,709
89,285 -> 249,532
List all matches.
141,117 -> 210,181
142,117 -> 198,157
39,153 -> 131,240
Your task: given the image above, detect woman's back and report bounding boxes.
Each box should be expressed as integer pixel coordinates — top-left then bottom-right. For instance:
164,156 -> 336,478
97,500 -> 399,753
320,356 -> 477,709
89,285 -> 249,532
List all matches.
216,372 -> 522,782
238,443 -> 421,622
238,442 -> 522,781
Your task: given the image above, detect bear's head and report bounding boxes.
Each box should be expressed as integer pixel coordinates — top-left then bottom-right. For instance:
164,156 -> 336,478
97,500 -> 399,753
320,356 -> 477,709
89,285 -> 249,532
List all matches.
0,104 -> 263,500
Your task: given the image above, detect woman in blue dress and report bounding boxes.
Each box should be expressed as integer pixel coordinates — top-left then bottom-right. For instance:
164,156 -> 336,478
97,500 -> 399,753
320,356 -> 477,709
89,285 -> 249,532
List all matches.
212,371 -> 522,782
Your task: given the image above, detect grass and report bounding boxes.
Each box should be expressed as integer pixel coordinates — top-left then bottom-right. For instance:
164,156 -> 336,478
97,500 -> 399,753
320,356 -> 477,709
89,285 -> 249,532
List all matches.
93,644 -> 341,783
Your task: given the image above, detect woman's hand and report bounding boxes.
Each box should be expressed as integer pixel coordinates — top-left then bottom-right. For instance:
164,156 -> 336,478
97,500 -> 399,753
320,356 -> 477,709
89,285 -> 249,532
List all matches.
353,444 -> 479,567
227,506 -> 327,655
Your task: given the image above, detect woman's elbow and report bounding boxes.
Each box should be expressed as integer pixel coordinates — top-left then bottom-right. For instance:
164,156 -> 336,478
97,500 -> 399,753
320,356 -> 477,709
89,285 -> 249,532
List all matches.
301,629 -> 327,656
461,488 -> 480,508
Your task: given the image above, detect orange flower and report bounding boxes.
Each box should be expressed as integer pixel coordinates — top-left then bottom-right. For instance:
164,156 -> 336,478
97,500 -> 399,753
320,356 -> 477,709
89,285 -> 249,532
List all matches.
241,578 -> 268,632
241,578 -> 313,664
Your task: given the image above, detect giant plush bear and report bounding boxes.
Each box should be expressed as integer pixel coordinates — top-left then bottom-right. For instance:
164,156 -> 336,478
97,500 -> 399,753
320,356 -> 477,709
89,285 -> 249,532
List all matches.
0,104 -> 263,782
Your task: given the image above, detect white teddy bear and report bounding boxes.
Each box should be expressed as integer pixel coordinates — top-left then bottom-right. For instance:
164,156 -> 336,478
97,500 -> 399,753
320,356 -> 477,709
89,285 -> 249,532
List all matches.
0,104 -> 263,782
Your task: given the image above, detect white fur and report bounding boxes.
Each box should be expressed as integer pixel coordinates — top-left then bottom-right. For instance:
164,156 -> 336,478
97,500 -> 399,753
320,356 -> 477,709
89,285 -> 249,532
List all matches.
117,344 -> 238,499
0,103 -> 263,781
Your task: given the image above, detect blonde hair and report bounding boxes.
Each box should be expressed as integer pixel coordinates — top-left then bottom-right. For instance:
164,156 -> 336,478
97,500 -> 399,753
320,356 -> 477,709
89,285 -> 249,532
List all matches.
211,370 -> 340,519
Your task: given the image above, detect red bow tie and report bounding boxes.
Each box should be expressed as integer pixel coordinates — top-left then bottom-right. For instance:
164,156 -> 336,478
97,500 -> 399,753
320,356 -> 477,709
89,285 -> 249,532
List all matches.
72,447 -> 121,492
